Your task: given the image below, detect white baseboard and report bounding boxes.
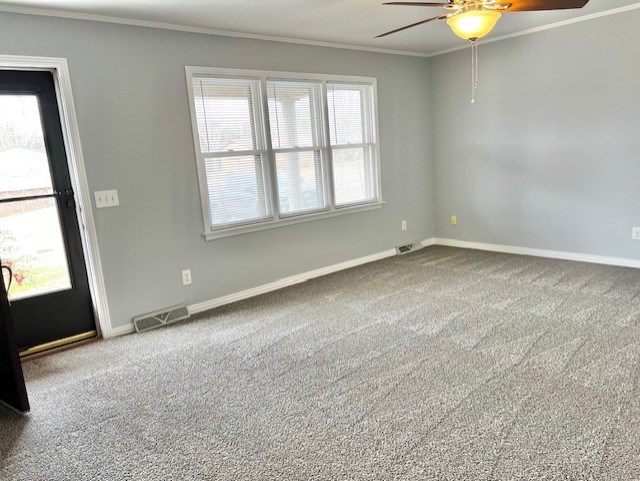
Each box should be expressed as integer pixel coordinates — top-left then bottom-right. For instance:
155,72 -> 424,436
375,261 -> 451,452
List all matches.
109,235 -> 637,338
109,238 -> 435,337
187,247 -> 399,315
109,324 -> 135,337
189,238 -> 440,315
434,238 -> 640,269
422,237 -> 436,247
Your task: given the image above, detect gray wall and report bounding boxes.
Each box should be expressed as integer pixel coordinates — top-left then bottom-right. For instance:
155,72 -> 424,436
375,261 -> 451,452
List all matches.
430,9 -> 640,259
3,7 -> 637,333
0,12 -> 434,329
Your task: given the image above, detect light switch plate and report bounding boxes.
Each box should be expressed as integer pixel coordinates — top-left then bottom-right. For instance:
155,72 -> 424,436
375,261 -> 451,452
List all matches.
633,227 -> 640,241
94,190 -> 119,208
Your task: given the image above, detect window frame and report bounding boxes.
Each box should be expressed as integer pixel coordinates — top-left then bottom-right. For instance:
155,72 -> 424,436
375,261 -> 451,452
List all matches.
185,66 -> 384,240
266,78 -> 329,218
327,82 -> 379,208
192,76 -> 274,229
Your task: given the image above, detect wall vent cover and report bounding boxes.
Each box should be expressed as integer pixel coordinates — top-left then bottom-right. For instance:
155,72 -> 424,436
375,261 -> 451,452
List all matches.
133,304 -> 190,333
396,240 -> 420,255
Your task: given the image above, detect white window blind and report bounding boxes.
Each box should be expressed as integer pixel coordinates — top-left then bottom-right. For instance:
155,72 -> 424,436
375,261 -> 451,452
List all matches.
192,76 -> 272,228
327,83 -> 378,207
267,80 -> 328,216
187,68 -> 382,239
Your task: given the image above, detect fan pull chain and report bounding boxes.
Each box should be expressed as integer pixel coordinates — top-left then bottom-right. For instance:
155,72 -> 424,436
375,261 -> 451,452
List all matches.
471,39 -> 478,104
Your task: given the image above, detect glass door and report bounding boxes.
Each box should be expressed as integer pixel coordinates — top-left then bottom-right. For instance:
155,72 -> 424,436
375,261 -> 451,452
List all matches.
0,70 -> 96,355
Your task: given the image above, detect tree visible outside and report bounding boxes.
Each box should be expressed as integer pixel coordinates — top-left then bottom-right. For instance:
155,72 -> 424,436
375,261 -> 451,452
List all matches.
0,95 -> 71,300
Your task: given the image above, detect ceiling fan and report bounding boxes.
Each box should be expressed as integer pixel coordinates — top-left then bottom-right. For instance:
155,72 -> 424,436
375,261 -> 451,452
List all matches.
376,0 -> 590,102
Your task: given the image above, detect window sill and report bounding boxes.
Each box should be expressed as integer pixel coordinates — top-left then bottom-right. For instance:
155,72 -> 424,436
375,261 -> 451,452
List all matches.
204,201 -> 385,241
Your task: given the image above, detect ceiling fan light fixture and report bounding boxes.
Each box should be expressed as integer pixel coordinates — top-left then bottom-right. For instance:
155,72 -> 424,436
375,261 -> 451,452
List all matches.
446,9 -> 502,41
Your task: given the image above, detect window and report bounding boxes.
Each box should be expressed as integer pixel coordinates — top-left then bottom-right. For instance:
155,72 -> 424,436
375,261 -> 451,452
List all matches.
192,77 -> 272,228
267,80 -> 328,216
327,83 -> 378,207
187,68 -> 382,239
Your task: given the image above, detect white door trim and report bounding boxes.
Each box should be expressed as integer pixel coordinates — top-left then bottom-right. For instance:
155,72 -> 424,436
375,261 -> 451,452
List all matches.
0,55 -> 113,339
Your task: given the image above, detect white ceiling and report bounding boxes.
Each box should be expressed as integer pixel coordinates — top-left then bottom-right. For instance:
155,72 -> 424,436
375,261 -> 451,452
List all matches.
1,0 -> 638,55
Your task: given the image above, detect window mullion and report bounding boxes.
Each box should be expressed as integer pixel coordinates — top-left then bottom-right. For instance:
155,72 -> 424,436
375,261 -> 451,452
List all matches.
260,77 -> 281,221
321,81 -> 336,211
247,83 -> 267,218
308,86 -> 326,208
362,88 -> 374,200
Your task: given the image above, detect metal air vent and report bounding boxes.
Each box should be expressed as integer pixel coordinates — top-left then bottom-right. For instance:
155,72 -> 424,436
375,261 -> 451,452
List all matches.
396,240 -> 420,255
133,304 -> 190,333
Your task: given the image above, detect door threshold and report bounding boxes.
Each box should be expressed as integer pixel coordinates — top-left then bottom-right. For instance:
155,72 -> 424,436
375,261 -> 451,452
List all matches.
20,330 -> 98,361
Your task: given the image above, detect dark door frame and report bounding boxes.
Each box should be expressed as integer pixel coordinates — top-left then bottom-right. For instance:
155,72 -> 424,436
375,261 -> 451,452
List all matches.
1,70 -> 98,351
0,56 -> 112,340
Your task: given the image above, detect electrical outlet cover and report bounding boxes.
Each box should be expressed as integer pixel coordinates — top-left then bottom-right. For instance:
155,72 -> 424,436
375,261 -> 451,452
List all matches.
182,269 -> 192,285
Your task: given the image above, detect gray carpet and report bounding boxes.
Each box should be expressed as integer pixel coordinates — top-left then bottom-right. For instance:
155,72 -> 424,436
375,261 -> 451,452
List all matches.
2,246 -> 640,480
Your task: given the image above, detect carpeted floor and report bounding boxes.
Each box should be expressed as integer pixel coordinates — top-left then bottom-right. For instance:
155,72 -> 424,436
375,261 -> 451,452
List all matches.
2,246 -> 640,480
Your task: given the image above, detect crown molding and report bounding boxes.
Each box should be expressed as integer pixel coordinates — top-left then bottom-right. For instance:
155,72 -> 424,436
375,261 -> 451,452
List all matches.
427,2 -> 640,57
0,4 -> 430,58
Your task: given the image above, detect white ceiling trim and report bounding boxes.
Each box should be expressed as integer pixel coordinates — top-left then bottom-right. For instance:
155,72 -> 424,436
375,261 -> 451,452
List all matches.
0,4 -> 431,57
428,2 -> 640,57
1,2 -> 640,58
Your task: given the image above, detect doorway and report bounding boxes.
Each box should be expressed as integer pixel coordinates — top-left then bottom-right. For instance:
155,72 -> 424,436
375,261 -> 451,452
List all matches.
0,70 -> 96,355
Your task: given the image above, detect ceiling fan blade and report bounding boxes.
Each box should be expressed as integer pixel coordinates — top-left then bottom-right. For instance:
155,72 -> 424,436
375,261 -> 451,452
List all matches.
382,2 -> 452,6
505,0 -> 589,11
376,13 -> 449,38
